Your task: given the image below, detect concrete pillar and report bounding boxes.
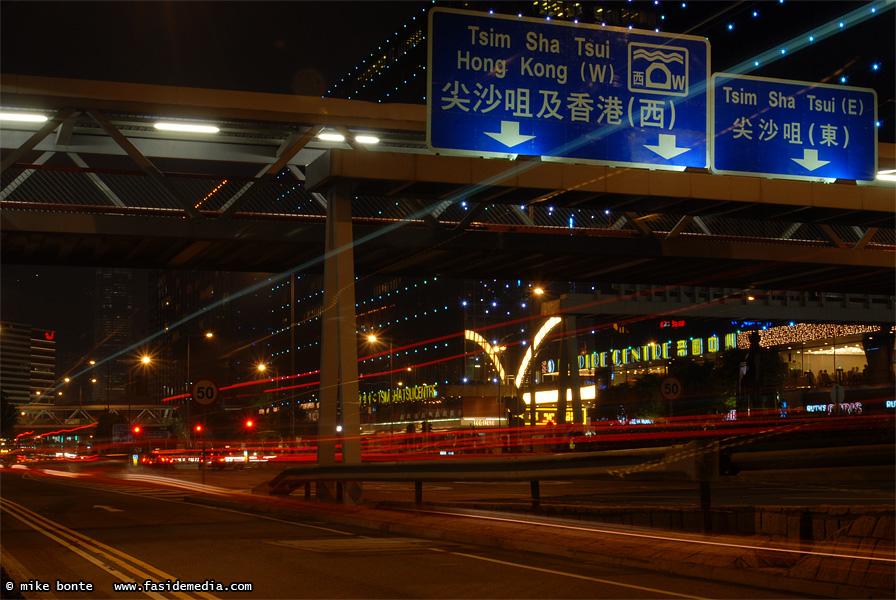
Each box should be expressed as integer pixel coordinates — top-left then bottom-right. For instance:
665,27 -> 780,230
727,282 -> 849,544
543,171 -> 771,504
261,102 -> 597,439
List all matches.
557,322 -> 568,424
862,330 -> 895,385
317,182 -> 362,466
565,316 -> 583,424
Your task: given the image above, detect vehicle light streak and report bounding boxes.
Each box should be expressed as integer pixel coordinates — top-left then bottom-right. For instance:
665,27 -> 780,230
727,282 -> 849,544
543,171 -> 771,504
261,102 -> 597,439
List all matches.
121,473 -> 231,496
415,508 -> 896,563
34,423 -> 98,438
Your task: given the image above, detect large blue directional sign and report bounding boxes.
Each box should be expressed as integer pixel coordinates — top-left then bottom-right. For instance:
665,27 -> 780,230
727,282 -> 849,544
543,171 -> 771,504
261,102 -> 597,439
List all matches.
427,8 -> 710,169
712,73 -> 877,181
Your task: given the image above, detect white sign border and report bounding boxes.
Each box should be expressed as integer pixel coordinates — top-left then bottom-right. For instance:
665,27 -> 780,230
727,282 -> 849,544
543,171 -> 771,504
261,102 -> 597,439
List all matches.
709,72 -> 878,183
426,7 -> 711,172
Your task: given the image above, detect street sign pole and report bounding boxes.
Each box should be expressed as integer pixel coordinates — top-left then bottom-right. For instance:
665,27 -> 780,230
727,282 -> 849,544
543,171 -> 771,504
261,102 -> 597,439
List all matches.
427,8 -> 710,169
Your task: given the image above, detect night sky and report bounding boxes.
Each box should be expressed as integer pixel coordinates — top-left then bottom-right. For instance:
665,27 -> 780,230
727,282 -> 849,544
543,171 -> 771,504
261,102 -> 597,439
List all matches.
0,1 -> 432,95
1,2 -> 892,110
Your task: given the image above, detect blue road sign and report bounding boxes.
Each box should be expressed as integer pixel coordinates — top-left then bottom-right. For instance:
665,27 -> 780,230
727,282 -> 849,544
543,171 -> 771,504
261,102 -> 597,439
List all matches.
427,8 -> 710,169
712,73 -> 877,181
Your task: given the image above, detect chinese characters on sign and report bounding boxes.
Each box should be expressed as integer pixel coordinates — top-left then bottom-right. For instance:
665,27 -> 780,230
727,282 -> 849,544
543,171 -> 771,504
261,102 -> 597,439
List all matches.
711,73 -> 877,181
427,8 -> 709,168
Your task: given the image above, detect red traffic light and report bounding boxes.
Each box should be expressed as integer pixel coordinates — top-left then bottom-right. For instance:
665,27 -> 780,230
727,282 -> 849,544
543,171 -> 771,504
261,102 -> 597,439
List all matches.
245,420 -> 254,428
132,426 -> 141,434
194,424 -> 203,433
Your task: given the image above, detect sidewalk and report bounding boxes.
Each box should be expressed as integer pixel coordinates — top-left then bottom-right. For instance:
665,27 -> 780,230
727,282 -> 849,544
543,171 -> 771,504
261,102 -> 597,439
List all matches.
168,471 -> 894,600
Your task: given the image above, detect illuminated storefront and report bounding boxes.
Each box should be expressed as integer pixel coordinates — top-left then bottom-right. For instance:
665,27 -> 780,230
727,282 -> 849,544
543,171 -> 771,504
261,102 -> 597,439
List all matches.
352,319 -> 891,434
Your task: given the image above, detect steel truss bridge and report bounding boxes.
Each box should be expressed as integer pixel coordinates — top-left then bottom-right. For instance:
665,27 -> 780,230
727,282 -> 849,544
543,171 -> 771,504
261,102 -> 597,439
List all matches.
2,75 -> 894,457
14,403 -> 176,432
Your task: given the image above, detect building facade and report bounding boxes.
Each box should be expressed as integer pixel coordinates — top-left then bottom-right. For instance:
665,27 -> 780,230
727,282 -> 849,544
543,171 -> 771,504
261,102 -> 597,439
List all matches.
0,321 -> 57,406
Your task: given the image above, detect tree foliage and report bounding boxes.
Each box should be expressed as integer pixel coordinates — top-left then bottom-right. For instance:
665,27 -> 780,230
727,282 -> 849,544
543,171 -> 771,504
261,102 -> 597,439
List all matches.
1,390 -> 18,440
596,349 -> 788,420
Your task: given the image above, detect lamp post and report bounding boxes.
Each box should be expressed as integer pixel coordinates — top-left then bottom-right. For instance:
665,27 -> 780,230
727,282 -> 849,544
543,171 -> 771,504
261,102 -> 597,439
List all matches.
521,287 -> 548,451
257,362 -> 284,437
186,332 -> 213,438
529,288 -> 544,433
126,354 -> 153,425
367,334 -> 393,434
64,375 -> 96,425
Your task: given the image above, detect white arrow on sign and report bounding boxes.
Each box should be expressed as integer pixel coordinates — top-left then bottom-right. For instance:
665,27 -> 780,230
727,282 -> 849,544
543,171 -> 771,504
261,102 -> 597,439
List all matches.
93,505 -> 123,512
644,134 -> 690,159
484,121 -> 535,148
791,148 -> 830,171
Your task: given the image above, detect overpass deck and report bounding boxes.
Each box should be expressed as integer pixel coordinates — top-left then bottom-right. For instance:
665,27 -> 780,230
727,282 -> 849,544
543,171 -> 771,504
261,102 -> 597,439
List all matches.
1,77 -> 894,293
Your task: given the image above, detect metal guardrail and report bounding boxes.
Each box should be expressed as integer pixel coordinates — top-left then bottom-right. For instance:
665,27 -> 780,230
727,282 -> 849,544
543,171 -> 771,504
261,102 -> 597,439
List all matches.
258,441 -> 895,514
260,442 -> 712,507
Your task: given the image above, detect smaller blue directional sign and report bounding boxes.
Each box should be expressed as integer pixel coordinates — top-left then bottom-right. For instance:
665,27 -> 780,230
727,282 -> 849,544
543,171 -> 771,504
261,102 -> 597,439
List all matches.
711,73 -> 877,181
427,8 -> 709,169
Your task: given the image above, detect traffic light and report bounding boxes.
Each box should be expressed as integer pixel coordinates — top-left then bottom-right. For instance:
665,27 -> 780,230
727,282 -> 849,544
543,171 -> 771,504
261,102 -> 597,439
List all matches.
194,424 -> 202,433
132,425 -> 141,435
245,419 -> 254,429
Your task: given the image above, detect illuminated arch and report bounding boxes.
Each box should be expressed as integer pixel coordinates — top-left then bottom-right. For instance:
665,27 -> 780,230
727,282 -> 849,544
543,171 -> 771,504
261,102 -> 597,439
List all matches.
463,330 -> 506,381
465,316 -> 563,393
514,316 -> 562,390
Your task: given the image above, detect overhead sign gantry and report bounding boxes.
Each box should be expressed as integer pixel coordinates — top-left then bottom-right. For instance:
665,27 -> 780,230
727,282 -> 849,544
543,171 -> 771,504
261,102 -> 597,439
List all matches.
427,7 -> 710,169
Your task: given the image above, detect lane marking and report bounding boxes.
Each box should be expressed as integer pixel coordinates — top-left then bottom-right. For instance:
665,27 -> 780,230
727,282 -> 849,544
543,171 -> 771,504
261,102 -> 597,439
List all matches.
1,498 -> 217,600
21,469 -> 353,537
428,547 -> 712,600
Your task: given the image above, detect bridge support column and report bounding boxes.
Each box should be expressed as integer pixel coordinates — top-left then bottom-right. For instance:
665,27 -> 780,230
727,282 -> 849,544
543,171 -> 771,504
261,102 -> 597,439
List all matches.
560,316 -> 583,425
863,330 -> 895,385
318,182 -> 362,467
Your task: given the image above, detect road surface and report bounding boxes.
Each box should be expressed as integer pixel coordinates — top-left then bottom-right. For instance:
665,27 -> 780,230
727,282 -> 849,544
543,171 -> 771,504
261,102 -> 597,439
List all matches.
1,467 -> 818,599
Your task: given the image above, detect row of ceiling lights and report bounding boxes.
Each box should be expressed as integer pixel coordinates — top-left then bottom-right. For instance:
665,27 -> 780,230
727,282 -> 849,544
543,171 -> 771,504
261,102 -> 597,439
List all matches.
0,112 -> 378,144
1,110 -> 892,180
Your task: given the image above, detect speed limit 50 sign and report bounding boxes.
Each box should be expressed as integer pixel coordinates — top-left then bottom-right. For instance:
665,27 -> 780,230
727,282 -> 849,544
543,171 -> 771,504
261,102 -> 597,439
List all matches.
191,378 -> 219,406
660,376 -> 683,401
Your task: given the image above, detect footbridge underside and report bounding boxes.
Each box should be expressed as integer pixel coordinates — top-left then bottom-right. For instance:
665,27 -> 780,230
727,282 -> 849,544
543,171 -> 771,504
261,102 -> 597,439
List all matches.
1,75 -> 894,295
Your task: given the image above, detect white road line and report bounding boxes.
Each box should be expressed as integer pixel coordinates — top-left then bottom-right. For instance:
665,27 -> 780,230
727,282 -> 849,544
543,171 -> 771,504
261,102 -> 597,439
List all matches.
427,547 -> 713,600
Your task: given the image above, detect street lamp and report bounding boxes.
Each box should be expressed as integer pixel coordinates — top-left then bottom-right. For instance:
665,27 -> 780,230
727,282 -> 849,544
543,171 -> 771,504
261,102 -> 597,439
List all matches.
367,334 -> 394,434
128,354 -> 153,424
186,332 -> 214,390
528,287 -> 546,440
258,362 -> 288,437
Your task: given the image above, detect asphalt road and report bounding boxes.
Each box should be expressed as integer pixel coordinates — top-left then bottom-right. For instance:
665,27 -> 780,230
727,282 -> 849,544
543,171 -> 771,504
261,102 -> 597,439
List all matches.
1,467 -> 819,600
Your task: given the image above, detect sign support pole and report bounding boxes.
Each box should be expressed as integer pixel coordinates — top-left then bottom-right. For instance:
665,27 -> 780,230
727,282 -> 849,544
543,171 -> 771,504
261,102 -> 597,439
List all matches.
318,180 -> 362,468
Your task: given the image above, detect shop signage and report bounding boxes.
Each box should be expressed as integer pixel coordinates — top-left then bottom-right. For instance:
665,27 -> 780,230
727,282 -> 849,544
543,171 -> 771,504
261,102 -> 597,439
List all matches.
542,332 -> 738,374
806,402 -> 863,415
659,320 -> 685,329
360,383 -> 439,406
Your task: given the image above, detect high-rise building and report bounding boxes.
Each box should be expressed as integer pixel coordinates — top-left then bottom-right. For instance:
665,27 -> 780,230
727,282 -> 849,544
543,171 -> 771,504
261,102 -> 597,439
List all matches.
150,270 -> 277,407
92,268 -> 134,406
0,321 -> 57,406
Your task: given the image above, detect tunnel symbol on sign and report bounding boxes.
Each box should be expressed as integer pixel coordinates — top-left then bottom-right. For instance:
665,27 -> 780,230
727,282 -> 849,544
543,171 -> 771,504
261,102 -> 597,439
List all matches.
628,42 -> 689,97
